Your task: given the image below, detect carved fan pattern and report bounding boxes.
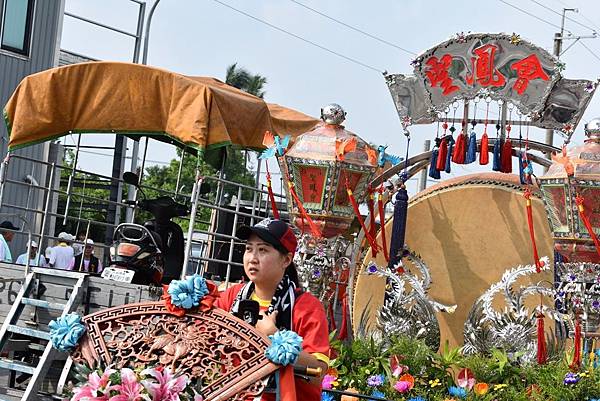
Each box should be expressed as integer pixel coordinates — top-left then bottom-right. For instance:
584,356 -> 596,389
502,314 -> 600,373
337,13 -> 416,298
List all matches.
72,302 -> 278,400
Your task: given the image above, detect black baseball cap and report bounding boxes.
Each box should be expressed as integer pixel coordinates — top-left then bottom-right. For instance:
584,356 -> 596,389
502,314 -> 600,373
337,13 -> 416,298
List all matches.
237,219 -> 297,254
0,221 -> 18,230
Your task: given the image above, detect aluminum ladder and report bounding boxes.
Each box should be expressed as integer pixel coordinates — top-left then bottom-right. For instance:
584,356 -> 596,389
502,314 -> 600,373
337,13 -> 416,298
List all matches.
0,268 -> 86,401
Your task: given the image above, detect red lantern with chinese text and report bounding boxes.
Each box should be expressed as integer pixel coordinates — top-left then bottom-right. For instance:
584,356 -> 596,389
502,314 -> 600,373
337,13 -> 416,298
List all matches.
278,105 -> 378,238
538,119 -> 600,263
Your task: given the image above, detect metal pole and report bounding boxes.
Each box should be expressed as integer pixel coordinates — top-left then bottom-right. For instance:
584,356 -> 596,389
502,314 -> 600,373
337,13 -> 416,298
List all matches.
182,174 -> 202,280
132,2 -> 146,63
0,153 -> 11,209
250,156 -> 261,225
224,186 -> 242,289
38,163 -> 56,257
544,31 -> 563,171
63,134 -> 81,225
127,1 -> 149,221
131,137 -> 149,222
142,0 -> 162,65
175,150 -> 185,198
418,140 -> 431,191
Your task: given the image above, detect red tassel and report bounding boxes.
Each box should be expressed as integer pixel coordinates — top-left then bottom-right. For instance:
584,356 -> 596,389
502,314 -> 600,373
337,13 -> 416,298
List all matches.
265,161 -> 280,219
479,132 -> 489,165
436,138 -> 448,170
537,313 -> 547,364
328,301 -> 336,332
452,132 -> 466,164
378,185 -> 390,262
575,195 -> 600,258
570,318 -> 582,369
347,186 -> 379,253
338,296 -> 348,340
368,187 -> 377,257
287,180 -> 321,237
501,138 -> 513,173
524,189 -> 544,272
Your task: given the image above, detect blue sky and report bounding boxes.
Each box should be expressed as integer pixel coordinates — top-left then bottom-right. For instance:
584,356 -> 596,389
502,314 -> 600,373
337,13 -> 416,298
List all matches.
59,0 -> 600,193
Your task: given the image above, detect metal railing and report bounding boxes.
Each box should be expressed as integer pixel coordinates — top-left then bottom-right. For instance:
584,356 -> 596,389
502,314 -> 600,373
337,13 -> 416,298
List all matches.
0,145 -> 287,286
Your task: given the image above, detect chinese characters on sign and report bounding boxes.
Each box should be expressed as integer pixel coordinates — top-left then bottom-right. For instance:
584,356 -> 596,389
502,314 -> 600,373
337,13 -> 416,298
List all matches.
425,54 -> 459,95
299,166 -> 326,204
424,43 -> 550,96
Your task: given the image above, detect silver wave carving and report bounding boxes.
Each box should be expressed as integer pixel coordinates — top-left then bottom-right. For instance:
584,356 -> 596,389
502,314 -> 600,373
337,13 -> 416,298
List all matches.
463,256 -> 570,363
363,249 -> 457,350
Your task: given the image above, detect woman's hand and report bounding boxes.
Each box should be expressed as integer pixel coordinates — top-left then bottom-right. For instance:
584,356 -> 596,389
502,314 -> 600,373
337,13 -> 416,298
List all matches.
256,310 -> 278,336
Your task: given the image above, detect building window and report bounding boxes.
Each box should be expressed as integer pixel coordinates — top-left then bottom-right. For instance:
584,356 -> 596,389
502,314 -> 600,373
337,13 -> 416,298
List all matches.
1,0 -> 35,56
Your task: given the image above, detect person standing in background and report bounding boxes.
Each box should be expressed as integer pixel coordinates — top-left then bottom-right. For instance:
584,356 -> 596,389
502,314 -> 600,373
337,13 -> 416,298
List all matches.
0,221 -> 18,263
16,240 -> 47,267
72,239 -> 102,273
49,232 -> 75,269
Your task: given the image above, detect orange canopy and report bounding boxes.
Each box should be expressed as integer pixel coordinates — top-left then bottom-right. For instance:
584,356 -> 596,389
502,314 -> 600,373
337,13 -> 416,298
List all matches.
3,61 -> 318,153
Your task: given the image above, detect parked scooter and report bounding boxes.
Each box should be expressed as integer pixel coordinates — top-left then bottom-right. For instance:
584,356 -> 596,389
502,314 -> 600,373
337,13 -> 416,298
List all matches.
102,172 -> 189,285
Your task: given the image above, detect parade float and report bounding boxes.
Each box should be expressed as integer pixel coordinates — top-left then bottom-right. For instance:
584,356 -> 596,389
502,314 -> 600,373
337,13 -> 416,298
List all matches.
0,32 -> 599,401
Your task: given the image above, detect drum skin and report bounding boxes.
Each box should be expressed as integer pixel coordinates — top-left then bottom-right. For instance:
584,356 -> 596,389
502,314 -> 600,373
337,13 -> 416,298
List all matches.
352,173 -> 554,346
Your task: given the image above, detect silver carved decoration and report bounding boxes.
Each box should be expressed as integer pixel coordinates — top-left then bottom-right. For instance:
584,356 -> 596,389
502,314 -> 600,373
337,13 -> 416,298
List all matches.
362,249 -> 457,350
294,233 -> 352,305
385,32 -> 596,139
555,262 -> 600,333
463,256 -> 570,363
531,78 -> 598,139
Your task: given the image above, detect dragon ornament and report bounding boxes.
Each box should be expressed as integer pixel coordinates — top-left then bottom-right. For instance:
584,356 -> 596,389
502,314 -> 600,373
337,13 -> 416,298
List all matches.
359,248 -> 457,350
463,256 -> 571,363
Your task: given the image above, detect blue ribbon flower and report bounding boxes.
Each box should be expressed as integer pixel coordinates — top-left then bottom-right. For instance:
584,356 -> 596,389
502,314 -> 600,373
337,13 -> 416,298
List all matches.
321,392 -> 335,401
167,274 -> 208,309
265,330 -> 303,366
49,313 -> 86,352
448,386 -> 467,399
371,389 -> 385,399
408,397 -> 426,401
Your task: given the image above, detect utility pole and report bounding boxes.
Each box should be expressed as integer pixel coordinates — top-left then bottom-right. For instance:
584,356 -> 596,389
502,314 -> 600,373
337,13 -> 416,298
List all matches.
126,0 -> 162,223
544,8 -> 597,171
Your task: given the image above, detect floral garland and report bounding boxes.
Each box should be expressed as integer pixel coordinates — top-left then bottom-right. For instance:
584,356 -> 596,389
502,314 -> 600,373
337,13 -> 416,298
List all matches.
162,274 -> 219,316
69,365 -> 203,401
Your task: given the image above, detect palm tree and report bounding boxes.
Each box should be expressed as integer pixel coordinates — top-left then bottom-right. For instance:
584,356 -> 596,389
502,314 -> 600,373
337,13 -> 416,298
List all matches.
225,63 -> 267,98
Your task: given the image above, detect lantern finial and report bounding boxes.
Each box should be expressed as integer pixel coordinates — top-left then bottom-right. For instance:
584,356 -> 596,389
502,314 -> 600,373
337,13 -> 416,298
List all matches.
584,117 -> 600,141
320,103 -> 346,125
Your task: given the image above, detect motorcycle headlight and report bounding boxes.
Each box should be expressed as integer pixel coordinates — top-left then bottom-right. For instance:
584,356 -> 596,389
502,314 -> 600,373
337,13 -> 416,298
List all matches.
117,243 -> 141,257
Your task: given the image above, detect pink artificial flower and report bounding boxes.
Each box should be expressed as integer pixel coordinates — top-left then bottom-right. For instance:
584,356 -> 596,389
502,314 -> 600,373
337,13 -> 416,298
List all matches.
393,381 -> 411,393
321,374 -> 338,390
393,374 -> 414,394
72,369 -> 117,401
392,364 -> 408,378
141,367 -> 189,401
109,368 -> 146,401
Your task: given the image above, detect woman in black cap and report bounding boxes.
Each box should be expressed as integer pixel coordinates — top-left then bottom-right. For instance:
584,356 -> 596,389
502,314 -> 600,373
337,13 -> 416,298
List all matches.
216,218 -> 329,401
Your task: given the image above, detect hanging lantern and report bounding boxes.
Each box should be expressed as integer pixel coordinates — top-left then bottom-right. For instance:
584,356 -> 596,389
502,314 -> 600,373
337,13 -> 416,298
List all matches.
538,118 -> 600,263
278,104 -> 378,313
278,104 -> 378,238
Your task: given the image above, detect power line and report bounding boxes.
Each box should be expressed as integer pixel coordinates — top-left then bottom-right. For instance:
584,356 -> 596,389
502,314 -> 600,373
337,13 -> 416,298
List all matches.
288,0 -> 416,56
578,40 -> 600,62
577,12 -> 600,33
497,0 -> 573,34
210,0 -> 384,73
528,0 -> 597,33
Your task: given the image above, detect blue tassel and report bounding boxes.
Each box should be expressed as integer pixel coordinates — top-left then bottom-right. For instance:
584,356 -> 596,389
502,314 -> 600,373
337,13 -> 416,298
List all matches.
465,131 -> 477,164
388,187 -> 409,269
492,138 -> 502,171
428,149 -> 440,179
518,153 -> 526,184
445,137 -> 454,173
